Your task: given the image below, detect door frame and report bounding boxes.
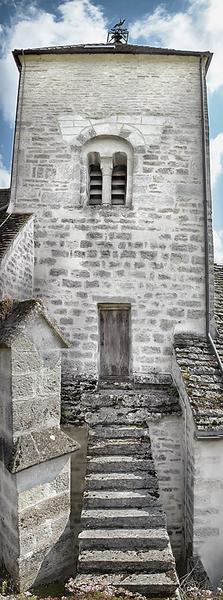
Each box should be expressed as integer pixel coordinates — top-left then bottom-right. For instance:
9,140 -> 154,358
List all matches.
97,303 -> 132,380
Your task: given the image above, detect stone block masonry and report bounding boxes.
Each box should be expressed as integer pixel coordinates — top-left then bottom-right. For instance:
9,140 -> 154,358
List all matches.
10,52 -> 214,378
149,415 -> 184,564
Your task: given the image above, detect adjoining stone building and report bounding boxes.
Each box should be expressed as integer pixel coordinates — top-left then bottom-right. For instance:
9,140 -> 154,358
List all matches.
0,36 -> 223,595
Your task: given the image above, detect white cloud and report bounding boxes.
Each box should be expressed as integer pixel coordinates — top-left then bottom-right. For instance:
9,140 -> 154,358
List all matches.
213,229 -> 223,264
130,0 -> 223,93
0,155 -> 10,187
210,133 -> 223,188
0,0 -> 107,123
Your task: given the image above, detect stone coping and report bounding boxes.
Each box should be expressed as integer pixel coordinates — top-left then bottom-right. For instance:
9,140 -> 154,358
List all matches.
8,427 -> 79,473
0,298 -> 69,348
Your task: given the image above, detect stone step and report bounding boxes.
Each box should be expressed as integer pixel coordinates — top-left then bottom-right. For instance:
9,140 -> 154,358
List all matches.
89,426 -> 150,440
81,508 -> 166,529
85,408 -> 147,426
87,456 -> 155,474
79,528 -> 169,551
78,547 -> 175,574
84,490 -> 161,509
75,572 -> 178,596
88,438 -> 152,457
85,472 -> 159,492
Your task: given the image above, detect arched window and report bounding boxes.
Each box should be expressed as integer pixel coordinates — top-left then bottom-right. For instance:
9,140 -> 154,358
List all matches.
81,136 -> 133,207
88,152 -> 102,205
111,152 -> 127,206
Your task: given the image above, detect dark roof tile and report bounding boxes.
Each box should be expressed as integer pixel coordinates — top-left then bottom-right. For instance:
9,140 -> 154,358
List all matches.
0,212 -> 32,262
0,189 -> 10,211
214,264 -> 223,362
0,298 -> 68,348
174,334 -> 223,431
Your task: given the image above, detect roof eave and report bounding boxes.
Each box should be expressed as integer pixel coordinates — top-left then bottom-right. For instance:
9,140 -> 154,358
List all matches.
12,45 -> 213,72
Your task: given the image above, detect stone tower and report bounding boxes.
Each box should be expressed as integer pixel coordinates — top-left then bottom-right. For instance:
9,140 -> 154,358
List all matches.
1,40 -> 223,592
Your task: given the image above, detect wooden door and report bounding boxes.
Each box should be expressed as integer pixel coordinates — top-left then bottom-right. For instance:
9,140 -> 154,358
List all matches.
99,305 -> 130,378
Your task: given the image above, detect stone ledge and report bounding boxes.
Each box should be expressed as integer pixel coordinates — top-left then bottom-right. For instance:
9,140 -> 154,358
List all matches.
7,427 -> 79,473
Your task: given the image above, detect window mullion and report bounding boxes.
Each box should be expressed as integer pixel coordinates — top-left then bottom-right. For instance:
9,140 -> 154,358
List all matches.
101,157 -> 113,205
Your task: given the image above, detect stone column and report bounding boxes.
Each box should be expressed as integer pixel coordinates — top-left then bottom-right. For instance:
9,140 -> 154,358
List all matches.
101,157 -> 113,205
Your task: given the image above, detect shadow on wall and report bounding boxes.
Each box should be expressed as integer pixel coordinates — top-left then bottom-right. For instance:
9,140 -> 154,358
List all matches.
63,425 -> 89,570
30,520 -> 74,589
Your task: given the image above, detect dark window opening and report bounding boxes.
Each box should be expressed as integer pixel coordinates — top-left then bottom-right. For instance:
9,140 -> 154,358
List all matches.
111,153 -> 127,206
89,164 -> 102,205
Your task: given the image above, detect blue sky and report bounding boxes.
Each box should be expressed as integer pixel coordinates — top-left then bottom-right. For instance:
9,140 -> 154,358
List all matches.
0,0 -> 223,262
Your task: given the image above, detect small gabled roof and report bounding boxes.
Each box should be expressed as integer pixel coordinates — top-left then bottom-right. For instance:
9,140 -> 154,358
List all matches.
0,299 -> 68,348
13,43 -> 213,73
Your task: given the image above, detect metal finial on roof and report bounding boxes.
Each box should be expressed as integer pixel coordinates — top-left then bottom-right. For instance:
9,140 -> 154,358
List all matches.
107,19 -> 129,45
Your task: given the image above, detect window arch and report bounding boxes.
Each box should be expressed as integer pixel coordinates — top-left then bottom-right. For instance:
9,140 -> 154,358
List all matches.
81,136 -> 133,207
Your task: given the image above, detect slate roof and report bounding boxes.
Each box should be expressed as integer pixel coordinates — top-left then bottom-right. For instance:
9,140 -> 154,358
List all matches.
0,212 -> 32,262
0,298 -> 68,348
13,44 -> 212,72
174,333 -> 223,431
174,265 -> 223,433
0,189 -> 10,211
214,264 -> 223,363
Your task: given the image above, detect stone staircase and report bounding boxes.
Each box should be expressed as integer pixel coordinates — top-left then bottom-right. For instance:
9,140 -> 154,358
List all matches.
76,388 -> 179,597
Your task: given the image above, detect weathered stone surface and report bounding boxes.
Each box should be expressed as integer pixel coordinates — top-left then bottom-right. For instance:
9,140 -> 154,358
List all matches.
11,52 -> 214,378
79,528 -> 169,551
8,427 -> 78,473
174,333 -> 223,430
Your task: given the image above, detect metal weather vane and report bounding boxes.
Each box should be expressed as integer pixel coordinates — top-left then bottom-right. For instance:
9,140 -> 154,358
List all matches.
107,19 -> 129,45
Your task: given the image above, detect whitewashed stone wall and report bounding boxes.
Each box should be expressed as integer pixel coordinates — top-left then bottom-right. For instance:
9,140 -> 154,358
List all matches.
0,219 -> 33,300
0,349 -> 19,577
172,353 -> 196,561
193,438 -> 223,586
172,351 -> 223,585
62,425 -> 88,564
149,415 -> 184,564
11,52 -> 214,377
16,456 -> 72,589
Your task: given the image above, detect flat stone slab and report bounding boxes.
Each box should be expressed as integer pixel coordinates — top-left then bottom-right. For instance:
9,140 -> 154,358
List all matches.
87,456 -> 155,474
89,426 -> 150,439
86,471 -> 159,491
81,508 -> 166,529
79,548 -> 175,573
88,438 -> 152,457
84,490 -> 161,509
75,572 -> 178,595
79,527 -> 169,550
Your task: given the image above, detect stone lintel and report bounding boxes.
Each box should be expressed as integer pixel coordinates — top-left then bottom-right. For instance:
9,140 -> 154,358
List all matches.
8,427 -> 79,473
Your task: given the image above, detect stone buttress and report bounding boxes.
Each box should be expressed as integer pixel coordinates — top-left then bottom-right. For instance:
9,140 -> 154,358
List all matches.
0,299 -> 79,590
